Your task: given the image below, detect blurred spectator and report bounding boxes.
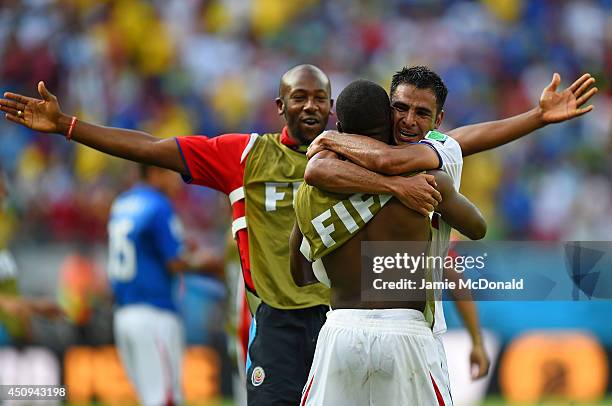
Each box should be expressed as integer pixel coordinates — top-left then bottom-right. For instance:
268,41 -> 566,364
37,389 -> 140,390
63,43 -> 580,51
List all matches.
0,166 -> 63,345
0,0 -> 609,245
57,250 -> 106,326
0,2 -> 610,403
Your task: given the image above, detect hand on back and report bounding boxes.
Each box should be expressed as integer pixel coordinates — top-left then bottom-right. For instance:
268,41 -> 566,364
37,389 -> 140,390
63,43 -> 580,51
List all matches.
388,173 -> 441,216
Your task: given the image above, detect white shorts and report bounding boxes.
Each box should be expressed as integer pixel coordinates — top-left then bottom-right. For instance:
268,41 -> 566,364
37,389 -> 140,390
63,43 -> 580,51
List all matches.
434,333 -> 453,406
301,309 -> 450,406
114,304 -> 184,406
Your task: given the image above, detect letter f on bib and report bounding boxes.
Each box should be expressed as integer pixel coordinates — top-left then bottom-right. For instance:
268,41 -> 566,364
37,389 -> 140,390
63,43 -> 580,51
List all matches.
265,182 -> 288,211
312,210 -> 336,248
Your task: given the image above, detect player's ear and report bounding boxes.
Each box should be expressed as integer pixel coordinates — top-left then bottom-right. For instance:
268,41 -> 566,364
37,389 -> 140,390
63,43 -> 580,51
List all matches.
434,109 -> 444,129
336,122 -> 343,132
329,98 -> 334,112
275,97 -> 285,115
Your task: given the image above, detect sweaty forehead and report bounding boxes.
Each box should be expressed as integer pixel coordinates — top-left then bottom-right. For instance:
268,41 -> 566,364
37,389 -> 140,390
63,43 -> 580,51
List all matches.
281,70 -> 330,96
391,84 -> 437,109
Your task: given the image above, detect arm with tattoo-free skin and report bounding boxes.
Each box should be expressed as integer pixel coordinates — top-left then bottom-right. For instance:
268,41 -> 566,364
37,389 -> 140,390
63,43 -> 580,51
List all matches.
444,267 -> 490,380
307,73 -> 597,170
305,150 -> 442,216
433,175 -> 489,377
307,132 -> 441,175
168,249 -> 225,278
290,223 -> 318,287
449,73 -> 598,156
0,294 -> 65,320
454,298 -> 490,380
0,82 -> 186,173
430,170 -> 486,240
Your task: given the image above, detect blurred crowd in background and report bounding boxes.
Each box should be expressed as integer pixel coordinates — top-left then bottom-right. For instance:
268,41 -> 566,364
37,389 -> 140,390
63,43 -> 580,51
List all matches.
0,0 -> 610,248
0,0 -> 611,402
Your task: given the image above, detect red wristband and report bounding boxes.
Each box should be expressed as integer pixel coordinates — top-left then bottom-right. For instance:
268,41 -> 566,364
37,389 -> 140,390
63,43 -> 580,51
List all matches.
66,116 -> 77,141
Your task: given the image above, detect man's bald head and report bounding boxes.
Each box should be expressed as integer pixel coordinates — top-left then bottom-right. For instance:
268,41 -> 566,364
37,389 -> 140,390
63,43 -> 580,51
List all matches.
275,64 -> 333,145
279,64 -> 331,98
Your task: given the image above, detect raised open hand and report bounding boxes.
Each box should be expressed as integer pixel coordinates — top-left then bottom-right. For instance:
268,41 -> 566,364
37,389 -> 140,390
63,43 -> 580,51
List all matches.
0,81 -> 63,133
539,73 -> 598,123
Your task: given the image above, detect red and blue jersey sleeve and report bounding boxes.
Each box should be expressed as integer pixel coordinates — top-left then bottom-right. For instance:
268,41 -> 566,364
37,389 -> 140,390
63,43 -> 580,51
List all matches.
174,133 -> 257,294
174,133 -> 251,194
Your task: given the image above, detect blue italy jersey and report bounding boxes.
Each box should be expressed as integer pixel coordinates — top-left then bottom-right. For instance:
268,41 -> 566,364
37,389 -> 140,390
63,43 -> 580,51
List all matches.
107,185 -> 184,312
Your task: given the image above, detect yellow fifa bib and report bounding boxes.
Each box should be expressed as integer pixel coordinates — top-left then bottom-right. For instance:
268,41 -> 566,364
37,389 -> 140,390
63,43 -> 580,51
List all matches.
294,182 -> 436,326
242,133 -> 330,309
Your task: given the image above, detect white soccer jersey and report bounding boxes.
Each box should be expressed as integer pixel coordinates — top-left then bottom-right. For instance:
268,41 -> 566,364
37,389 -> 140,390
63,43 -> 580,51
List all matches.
420,131 -> 463,335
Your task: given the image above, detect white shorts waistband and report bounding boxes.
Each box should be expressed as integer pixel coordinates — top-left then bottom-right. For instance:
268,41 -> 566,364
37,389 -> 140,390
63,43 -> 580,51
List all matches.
325,308 -> 432,336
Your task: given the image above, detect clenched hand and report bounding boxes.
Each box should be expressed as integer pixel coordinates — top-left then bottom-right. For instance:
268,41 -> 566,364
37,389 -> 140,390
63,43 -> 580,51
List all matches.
388,174 -> 442,216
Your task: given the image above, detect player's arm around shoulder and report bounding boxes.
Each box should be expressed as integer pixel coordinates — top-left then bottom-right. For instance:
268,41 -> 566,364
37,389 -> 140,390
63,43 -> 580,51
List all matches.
429,170 -> 486,240
308,130 -> 440,175
303,149 -> 388,194
303,149 -> 340,187
306,150 -> 442,216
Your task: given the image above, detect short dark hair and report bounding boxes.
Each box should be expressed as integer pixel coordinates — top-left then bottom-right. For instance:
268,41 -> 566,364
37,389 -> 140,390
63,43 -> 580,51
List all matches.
336,79 -> 392,142
390,66 -> 448,113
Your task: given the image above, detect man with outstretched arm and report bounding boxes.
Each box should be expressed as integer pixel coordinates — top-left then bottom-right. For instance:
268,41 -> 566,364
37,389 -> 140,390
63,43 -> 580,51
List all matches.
302,66 -> 597,382
307,70 -> 597,166
0,65 -> 441,405
0,65 -> 595,401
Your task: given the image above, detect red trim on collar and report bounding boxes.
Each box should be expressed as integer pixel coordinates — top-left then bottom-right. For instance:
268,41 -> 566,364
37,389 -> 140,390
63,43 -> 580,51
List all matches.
280,126 -> 309,153
280,126 -> 300,147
